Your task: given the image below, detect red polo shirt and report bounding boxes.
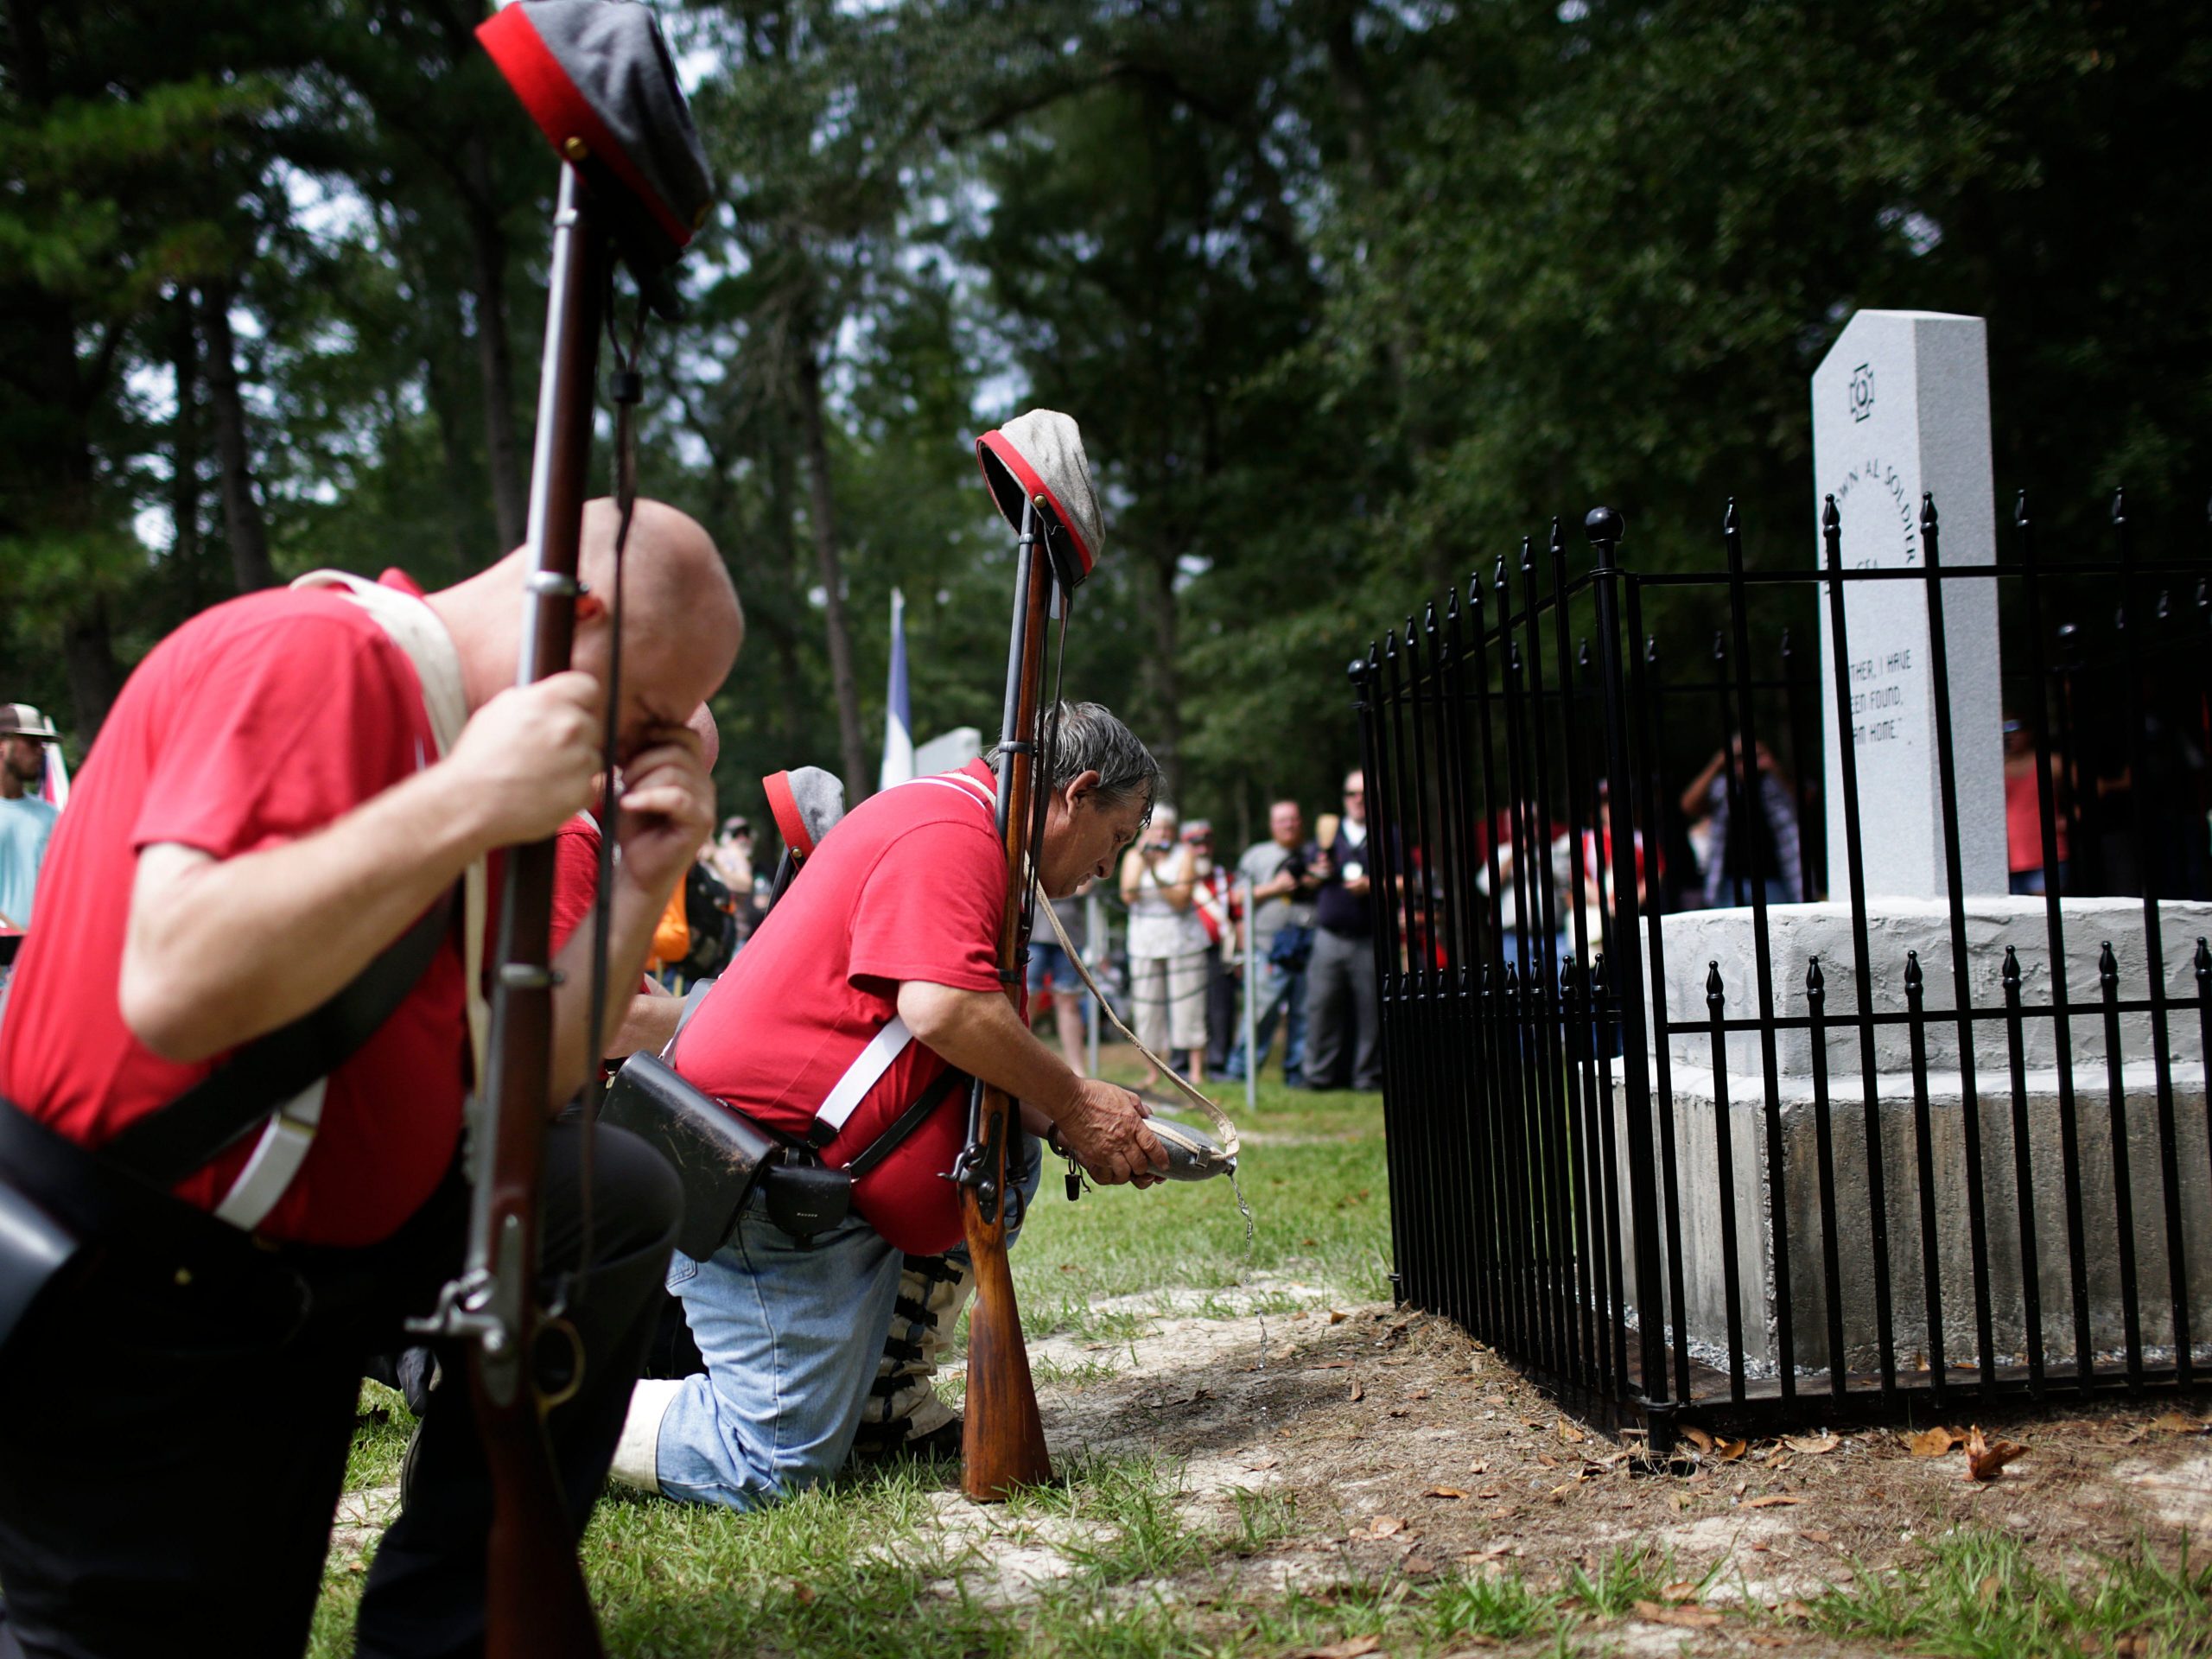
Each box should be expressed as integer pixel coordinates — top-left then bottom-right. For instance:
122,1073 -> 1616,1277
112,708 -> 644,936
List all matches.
0,573 -> 467,1247
673,760 -> 1011,1254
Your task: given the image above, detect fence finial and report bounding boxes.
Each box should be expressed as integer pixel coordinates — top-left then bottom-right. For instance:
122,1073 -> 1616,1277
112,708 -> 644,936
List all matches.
1805,957 -> 1824,1001
2099,940 -> 2120,988
2014,489 -> 2030,530
2196,938 -> 2209,983
1724,497 -> 1740,533
2112,486 -> 2128,526
1584,505 -> 1624,567
1904,950 -> 1923,996
1705,959 -> 1725,1005
2003,944 -> 2022,995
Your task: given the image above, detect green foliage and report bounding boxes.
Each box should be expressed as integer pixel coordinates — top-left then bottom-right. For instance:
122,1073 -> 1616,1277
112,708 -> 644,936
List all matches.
4,0 -> 2208,834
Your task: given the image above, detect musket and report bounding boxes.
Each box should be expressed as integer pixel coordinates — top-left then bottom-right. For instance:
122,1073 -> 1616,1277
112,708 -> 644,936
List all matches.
409,158 -> 610,1659
957,429 -> 1097,1499
410,4 -> 712,1648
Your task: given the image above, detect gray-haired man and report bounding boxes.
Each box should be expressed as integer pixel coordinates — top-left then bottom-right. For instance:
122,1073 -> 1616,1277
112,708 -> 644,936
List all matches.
613,701 -> 1168,1505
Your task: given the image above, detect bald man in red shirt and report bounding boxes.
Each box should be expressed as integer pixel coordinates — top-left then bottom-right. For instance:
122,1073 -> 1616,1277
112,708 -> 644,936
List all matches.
0,500 -> 740,1659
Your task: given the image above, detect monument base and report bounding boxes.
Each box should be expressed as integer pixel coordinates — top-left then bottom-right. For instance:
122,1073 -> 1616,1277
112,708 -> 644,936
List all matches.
1613,898 -> 2212,1378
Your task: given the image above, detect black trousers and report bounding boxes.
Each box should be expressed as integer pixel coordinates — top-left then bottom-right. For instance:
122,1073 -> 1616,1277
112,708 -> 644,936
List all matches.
0,1122 -> 679,1659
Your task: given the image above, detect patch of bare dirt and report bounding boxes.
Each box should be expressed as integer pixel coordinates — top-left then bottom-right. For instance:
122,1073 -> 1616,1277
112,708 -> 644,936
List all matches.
995,1291 -> 2212,1649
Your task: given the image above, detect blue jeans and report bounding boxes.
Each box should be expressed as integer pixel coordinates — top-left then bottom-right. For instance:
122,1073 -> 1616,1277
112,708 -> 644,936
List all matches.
1225,957 -> 1306,1084
651,1132 -> 1041,1510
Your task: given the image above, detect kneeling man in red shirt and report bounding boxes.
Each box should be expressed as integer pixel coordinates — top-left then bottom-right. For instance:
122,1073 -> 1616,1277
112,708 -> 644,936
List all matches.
616,701 -> 1166,1507
0,499 -> 741,1658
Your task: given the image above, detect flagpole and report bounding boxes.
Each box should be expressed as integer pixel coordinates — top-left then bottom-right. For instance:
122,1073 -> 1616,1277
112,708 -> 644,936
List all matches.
880,587 -> 913,791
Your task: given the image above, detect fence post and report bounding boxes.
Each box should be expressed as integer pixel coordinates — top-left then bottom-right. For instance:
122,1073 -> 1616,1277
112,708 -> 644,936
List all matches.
1582,507 -> 1670,1432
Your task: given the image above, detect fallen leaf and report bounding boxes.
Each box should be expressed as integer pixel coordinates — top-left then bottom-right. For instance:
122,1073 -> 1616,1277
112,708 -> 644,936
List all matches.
1659,1580 -> 1702,1602
1462,1544 -> 1514,1563
2150,1412 -> 2212,1434
1249,1454 -> 1283,1471
791,1582 -> 817,1605
1370,1515 -> 1407,1536
1547,1481 -> 1577,1501
1313,1361 -> 1353,1370
1682,1424 -> 1715,1452
1799,1529 -> 1834,1544
1556,1420 -> 1587,1444
1965,1425 -> 2027,1482
1669,1492 -> 1694,1511
1388,1407 -> 1408,1418
1718,1439 -> 1749,1462
1476,1489 -> 1499,1499
1402,1554 -> 1437,1574
1349,1380 -> 1365,1402
1408,1388 -> 1432,1401
1785,1433 -> 1842,1455
1907,1425 -> 1964,1457
1297,1638 -> 1381,1659
1468,1460 -> 1489,1475
1632,1600 -> 1722,1629
1535,1454 -> 1560,1469
1977,1574 -> 2000,1605
1328,1308 -> 1349,1324
1777,1599 -> 1815,1619
1746,1494 -> 1800,1509
1424,1486 -> 1468,1500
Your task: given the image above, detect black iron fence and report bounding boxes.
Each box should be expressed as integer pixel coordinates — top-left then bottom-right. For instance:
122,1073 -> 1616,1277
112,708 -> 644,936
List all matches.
1354,491 -> 2212,1444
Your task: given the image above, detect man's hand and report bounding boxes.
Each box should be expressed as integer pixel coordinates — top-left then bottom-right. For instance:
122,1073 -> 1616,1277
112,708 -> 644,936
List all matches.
612,724 -> 715,902
1056,1077 -> 1166,1186
445,671 -> 603,848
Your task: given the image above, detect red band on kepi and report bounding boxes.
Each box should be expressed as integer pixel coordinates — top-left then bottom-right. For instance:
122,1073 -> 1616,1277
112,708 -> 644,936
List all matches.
763,771 -> 810,857
476,1 -> 712,317
976,410 -> 1103,587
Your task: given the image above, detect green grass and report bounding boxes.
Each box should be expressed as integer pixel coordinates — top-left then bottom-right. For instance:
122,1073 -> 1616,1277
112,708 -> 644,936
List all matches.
310,1071 -> 1386,1656
1796,1528 -> 2212,1658
306,1068 -> 2212,1658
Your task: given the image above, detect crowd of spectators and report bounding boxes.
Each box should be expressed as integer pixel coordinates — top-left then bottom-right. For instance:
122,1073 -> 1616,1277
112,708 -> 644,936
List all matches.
1024,770 -> 1383,1097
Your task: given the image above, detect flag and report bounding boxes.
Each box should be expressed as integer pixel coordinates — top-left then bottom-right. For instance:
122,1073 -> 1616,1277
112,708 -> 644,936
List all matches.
38,739 -> 67,811
880,587 -> 913,791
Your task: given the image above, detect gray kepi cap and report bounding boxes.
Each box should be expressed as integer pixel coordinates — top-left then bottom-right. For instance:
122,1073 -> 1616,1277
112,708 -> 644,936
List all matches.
476,0 -> 713,319
976,410 -> 1103,591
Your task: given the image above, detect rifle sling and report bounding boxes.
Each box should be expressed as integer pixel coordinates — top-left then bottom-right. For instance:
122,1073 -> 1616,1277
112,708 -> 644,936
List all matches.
100,889 -> 456,1190
842,1063 -> 968,1183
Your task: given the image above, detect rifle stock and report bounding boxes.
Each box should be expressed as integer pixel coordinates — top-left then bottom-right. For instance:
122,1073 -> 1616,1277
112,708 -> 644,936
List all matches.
959,501 -> 1055,1501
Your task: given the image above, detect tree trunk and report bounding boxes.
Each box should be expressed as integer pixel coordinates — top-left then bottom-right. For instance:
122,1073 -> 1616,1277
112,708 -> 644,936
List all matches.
63,598 -> 120,737
1143,547 -> 1185,807
199,281 -> 278,592
169,294 -> 202,611
423,321 -> 479,572
794,347 -> 872,800
461,136 -> 526,550
765,431 -> 809,753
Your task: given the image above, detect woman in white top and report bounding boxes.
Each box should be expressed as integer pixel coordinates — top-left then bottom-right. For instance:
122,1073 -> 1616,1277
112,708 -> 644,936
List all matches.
1118,803 -> 1211,1089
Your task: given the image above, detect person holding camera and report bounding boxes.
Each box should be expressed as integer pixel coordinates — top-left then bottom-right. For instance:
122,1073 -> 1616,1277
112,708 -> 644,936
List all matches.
1119,802 -> 1212,1090
1303,770 -> 1382,1091
1225,799 -> 1318,1085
